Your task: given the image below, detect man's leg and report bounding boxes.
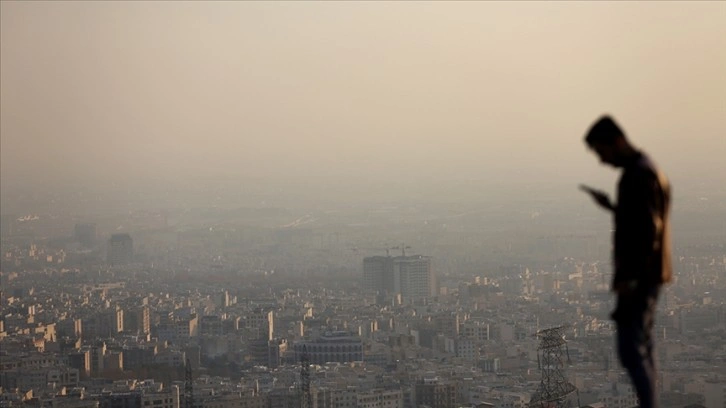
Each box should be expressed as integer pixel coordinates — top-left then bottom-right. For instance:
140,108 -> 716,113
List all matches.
643,292 -> 659,407
616,293 -> 659,408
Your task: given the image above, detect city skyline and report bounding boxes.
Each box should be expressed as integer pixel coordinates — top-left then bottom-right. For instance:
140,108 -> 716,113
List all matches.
1,2 -> 725,408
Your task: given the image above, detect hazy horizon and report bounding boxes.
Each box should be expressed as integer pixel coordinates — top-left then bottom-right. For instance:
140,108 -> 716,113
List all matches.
2,1 -> 725,202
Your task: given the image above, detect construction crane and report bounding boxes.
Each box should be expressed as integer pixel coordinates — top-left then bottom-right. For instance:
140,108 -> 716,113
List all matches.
349,244 -> 413,257
349,246 -> 394,257
390,244 -> 412,257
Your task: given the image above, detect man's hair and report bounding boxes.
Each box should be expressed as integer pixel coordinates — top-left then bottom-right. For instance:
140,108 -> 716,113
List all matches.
585,115 -> 626,146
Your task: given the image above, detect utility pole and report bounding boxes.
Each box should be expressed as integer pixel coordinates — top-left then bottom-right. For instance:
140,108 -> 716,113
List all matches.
300,345 -> 312,408
529,325 -> 579,408
185,359 -> 193,408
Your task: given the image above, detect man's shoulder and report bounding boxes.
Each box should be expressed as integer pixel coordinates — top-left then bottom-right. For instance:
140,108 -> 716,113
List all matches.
636,153 -> 658,171
636,153 -> 670,191
620,153 -> 670,202
625,153 -> 665,181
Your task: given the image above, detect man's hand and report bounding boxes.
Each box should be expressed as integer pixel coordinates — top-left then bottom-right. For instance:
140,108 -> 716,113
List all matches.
580,184 -> 615,211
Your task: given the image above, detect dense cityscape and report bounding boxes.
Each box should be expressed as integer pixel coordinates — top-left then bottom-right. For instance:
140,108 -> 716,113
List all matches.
2,2 -> 725,408
1,181 -> 724,408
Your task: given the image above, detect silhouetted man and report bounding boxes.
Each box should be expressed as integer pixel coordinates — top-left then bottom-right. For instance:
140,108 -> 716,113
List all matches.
581,115 -> 672,408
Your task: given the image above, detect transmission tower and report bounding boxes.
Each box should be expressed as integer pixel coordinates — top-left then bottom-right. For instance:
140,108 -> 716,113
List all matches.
529,325 -> 579,408
185,358 -> 193,408
300,345 -> 313,408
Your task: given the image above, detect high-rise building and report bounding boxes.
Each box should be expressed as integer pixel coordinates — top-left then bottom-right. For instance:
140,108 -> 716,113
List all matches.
107,233 -> 133,265
211,291 -> 230,308
74,223 -> 97,247
363,256 -> 394,292
89,342 -> 106,375
124,305 -> 151,335
68,350 -> 91,378
363,255 -> 434,300
242,309 -> 274,341
200,315 -> 224,336
268,338 -> 288,368
84,307 -> 124,340
395,255 -> 434,299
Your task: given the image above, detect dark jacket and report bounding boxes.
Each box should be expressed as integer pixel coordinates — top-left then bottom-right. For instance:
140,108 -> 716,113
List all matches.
613,151 -> 672,290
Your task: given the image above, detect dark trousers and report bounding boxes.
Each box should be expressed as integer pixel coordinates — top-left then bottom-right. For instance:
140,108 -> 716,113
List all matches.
614,287 -> 660,408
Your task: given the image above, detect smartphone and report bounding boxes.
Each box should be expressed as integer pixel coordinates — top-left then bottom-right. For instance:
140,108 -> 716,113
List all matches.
579,184 -> 597,194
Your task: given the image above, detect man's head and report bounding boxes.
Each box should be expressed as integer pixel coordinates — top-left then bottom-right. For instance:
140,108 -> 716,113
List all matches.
585,115 -> 632,167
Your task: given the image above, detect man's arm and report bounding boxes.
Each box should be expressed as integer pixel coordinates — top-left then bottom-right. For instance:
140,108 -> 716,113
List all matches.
580,184 -> 615,212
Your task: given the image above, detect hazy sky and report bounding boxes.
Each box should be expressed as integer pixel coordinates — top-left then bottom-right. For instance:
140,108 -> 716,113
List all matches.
1,1 -> 725,191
